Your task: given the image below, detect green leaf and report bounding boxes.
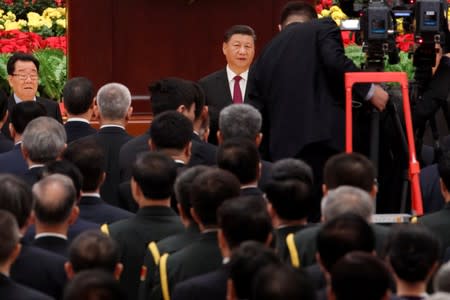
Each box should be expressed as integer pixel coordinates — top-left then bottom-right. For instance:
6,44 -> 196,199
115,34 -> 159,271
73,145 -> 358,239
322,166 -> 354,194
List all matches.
33,49 -> 66,100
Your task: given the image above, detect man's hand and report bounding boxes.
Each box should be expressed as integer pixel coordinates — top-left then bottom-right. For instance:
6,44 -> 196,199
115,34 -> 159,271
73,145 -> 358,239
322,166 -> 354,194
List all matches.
370,85 -> 389,111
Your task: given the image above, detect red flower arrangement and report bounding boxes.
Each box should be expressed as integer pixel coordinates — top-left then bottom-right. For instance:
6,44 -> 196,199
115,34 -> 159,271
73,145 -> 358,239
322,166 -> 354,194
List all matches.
0,30 -> 66,54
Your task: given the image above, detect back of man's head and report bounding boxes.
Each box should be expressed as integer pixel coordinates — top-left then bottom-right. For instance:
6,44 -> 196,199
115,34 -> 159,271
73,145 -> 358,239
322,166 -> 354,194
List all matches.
68,230 -> 120,274
0,174 -> 33,229
63,77 -> 94,115
0,210 -> 21,266
32,174 -> 77,226
64,269 -> 124,300
96,82 -> 131,121
63,138 -> 105,193
132,152 -> 177,200
280,1 -> 318,28
317,213 -> 375,272
150,111 -> 193,151
434,261 -> 450,293
0,89 -> 8,121
190,169 -> 240,226
324,153 -> 376,193
217,137 -> 260,185
149,77 -> 197,118
229,241 -> 281,300
42,160 -> 83,199
218,196 -> 272,249
251,264 -> 316,300
321,185 -> 374,221
219,104 -> 262,141
271,158 -> 314,189
22,116 -> 67,164
386,224 -> 440,283
264,179 -> 311,220
438,150 -> 450,193
330,252 -> 391,300
10,101 -> 47,134
174,166 -> 211,222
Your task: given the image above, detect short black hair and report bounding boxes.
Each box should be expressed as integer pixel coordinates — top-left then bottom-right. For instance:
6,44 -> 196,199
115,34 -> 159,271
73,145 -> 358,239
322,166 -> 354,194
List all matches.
63,269 -> 124,300
68,230 -> 120,274
0,210 -> 20,265
149,77 -> 197,116
271,158 -> 314,188
0,174 -> 33,228
331,252 -> 391,300
63,77 -> 94,115
218,196 -> 272,249
150,111 -> 193,151
251,264 -> 316,300
7,52 -> 40,75
33,174 -> 77,225
385,224 -> 440,282
63,138 -> 105,192
229,241 -> 281,299
324,152 -> 376,192
190,169 -> 240,226
10,101 -> 47,134
132,152 -> 177,200
317,213 -> 375,272
42,160 -> 84,198
280,1 -> 318,26
174,166 -> 211,221
0,89 -> 8,120
217,137 -> 260,185
264,179 -> 311,220
224,25 -> 256,43
438,150 -> 450,190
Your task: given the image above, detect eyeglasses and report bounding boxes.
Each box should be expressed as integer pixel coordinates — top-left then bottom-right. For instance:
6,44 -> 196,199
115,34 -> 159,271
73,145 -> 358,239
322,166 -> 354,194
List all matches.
12,73 -> 39,81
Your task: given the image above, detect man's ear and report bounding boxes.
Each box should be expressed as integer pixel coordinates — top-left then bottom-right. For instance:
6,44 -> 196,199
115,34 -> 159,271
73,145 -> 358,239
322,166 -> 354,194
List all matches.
131,178 -> 142,205
68,205 -> 79,225
255,133 -> 263,147
184,141 -> 192,160
322,184 -> 328,195
114,263 -> 124,280
64,262 -> 75,280
217,131 -> 224,145
126,106 -> 133,121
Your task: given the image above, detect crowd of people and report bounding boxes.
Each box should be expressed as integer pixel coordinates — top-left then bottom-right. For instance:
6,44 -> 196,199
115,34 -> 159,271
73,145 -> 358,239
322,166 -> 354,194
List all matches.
0,1 -> 449,300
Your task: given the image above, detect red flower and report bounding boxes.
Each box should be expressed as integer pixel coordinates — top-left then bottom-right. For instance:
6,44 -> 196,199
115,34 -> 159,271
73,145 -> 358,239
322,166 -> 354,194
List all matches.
3,0 -> 13,5
341,31 -> 356,46
396,33 -> 414,52
0,30 -> 65,54
44,36 -> 67,54
316,4 -> 323,14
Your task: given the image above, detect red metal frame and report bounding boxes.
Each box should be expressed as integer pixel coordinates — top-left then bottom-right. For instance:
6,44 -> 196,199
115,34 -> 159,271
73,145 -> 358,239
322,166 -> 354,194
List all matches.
345,72 -> 423,215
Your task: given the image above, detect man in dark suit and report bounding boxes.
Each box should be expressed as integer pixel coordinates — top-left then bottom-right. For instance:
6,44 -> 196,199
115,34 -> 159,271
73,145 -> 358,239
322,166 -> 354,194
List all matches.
217,104 -> 272,190
31,174 -> 79,257
62,77 -> 97,144
119,78 -> 215,184
171,196 -> 273,300
0,90 -> 13,153
0,210 -> 54,300
0,174 -> 67,300
87,83 -> 133,207
138,166 -> 208,300
151,169 -> 240,300
217,137 -> 263,196
101,152 -> 184,300
21,116 -> 67,186
199,25 -> 256,145
2,52 -> 62,139
63,138 -> 133,223
0,101 -> 46,176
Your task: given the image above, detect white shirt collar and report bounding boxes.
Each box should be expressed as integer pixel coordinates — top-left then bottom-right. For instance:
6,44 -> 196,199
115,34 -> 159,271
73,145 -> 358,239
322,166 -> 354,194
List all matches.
226,65 -> 249,83
67,117 -> 90,124
14,94 -> 36,103
100,124 -> 125,130
81,192 -> 101,198
29,164 -> 44,170
35,232 -> 68,240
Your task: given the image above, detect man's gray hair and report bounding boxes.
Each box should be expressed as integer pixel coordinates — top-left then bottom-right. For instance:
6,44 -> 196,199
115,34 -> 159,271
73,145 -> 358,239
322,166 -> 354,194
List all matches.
96,82 -> 131,120
321,185 -> 374,221
428,293 -> 450,300
434,262 -> 450,293
22,116 -> 66,163
218,104 -> 262,140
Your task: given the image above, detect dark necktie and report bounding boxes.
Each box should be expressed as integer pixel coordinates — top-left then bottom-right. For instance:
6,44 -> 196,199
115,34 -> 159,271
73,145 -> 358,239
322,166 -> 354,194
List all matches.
233,75 -> 243,104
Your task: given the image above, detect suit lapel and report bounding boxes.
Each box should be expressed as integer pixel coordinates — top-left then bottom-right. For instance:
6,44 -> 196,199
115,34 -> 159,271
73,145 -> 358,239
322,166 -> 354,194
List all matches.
217,69 -> 233,105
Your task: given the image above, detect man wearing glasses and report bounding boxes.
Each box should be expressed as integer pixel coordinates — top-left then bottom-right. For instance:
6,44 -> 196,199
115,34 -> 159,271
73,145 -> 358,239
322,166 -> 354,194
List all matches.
2,52 -> 62,139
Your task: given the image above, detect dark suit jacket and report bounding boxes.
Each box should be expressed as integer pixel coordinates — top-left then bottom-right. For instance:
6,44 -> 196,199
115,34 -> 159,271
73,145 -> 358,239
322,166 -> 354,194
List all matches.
248,18 -> 370,160
1,96 -> 63,139
240,186 -> 263,196
21,166 -> 43,186
0,133 -> 13,153
85,127 -> 132,207
32,235 -> 69,257
275,224 -> 309,260
199,68 -> 251,145
419,202 -> 450,254
420,164 -> 445,213
105,206 -> 184,300
0,273 -> 54,300
11,241 -> 66,300
151,231 -> 222,300
79,195 -> 134,224
171,265 -> 228,300
0,143 -> 28,176
23,219 -> 99,243
64,120 -> 97,144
